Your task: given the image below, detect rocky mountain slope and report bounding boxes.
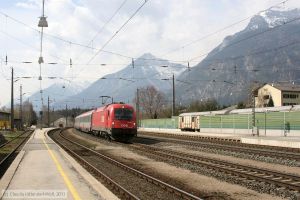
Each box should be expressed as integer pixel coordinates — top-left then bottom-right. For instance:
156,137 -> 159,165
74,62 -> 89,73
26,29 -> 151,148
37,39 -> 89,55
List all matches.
53,53 -> 186,109
176,9 -> 300,105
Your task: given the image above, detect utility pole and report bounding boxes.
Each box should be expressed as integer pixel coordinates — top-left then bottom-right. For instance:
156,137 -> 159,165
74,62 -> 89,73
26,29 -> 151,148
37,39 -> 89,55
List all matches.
252,88 -> 256,136
136,88 -> 139,127
20,85 -> 23,130
172,73 -> 175,116
52,107 -> 55,126
65,104 -> 68,127
47,96 -> 50,127
10,67 -> 14,131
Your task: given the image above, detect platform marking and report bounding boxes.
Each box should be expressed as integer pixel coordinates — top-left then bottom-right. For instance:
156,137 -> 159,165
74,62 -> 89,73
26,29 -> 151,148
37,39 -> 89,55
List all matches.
42,137 -> 82,200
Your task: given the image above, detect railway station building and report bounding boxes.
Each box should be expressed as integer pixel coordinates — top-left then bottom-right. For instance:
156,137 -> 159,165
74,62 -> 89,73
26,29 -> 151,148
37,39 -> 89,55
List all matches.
0,111 -> 10,130
256,83 -> 300,107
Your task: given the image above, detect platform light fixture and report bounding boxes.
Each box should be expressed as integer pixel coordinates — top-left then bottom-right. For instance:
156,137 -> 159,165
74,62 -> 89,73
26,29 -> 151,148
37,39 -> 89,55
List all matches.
38,56 -> 44,64
38,16 -> 48,27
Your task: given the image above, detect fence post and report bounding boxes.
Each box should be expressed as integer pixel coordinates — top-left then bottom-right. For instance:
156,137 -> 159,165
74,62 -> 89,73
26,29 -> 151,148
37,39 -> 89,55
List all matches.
264,111 -> 267,136
283,112 -> 286,136
247,114 -> 250,134
233,114 -> 235,134
221,116 -> 223,133
209,115 -> 211,132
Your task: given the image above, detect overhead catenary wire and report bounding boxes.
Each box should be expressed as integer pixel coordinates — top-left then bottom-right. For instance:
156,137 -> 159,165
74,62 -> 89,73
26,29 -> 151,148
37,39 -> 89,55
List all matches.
85,0 -> 149,65
159,0 -> 291,59
0,9 -> 187,64
75,0 -> 128,63
0,0 -> 295,67
1,1 -> 300,107
3,28 -> 300,82
188,15 -> 300,62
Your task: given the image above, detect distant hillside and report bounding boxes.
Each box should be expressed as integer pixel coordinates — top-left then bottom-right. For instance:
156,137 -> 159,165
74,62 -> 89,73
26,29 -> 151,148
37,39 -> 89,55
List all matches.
54,53 -> 186,109
176,9 -> 300,105
27,82 -> 88,111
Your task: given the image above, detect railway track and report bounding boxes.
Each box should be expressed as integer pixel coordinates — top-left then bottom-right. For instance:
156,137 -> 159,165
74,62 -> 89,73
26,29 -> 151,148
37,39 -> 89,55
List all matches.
50,129 -> 202,200
137,134 -> 300,162
0,130 -> 33,177
129,143 -> 300,193
139,131 -> 300,153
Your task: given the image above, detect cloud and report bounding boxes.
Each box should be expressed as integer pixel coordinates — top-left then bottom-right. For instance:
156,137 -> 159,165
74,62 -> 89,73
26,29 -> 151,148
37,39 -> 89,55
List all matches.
1,0 -> 300,106
16,0 -> 39,9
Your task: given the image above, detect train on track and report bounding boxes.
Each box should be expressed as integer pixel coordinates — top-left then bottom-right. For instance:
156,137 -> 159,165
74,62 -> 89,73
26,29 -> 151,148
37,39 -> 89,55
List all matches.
74,103 -> 137,142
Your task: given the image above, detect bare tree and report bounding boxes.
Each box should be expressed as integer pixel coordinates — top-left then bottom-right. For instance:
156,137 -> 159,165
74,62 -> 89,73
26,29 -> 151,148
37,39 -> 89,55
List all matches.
137,86 -> 165,119
22,101 -> 37,126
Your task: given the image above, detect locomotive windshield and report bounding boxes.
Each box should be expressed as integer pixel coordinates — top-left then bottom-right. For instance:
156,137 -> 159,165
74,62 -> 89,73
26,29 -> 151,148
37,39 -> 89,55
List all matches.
114,108 -> 133,120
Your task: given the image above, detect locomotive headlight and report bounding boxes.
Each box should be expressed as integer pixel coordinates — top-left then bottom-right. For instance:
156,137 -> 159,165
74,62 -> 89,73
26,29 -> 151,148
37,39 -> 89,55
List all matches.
112,121 -> 115,128
133,122 -> 136,126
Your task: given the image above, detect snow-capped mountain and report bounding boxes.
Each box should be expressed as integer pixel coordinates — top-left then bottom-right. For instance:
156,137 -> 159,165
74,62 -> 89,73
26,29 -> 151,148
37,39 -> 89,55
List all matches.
176,9 -> 300,105
53,53 -> 186,109
27,82 -> 88,111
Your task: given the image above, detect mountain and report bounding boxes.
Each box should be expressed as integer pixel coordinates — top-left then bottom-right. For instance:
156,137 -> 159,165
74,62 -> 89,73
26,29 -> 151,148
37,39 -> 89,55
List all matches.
27,82 -> 88,111
54,53 -> 186,109
176,8 -> 300,105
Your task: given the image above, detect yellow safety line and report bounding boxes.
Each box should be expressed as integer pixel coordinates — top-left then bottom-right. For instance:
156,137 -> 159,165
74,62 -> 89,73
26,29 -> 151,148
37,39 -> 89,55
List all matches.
42,136 -> 81,200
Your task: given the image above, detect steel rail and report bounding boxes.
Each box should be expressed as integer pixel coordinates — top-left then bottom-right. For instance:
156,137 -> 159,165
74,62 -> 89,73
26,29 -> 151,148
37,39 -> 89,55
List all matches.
0,131 -> 33,168
139,131 -> 300,153
54,130 -> 201,200
0,130 -> 30,148
50,130 -> 139,200
130,144 -> 300,192
138,135 -> 300,161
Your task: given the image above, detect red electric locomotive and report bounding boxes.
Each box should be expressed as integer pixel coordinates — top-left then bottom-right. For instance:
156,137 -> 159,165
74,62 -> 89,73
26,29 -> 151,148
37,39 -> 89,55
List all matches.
74,103 -> 137,142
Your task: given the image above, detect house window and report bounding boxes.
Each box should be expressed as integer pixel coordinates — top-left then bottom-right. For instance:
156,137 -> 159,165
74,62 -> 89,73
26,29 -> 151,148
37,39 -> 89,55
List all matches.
283,103 -> 297,106
192,117 -> 195,122
283,93 -> 299,99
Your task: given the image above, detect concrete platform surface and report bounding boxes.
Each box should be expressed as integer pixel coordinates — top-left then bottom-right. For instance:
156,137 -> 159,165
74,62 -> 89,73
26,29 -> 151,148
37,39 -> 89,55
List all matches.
241,136 -> 300,149
140,128 -> 300,148
139,128 -> 243,140
0,128 -> 118,200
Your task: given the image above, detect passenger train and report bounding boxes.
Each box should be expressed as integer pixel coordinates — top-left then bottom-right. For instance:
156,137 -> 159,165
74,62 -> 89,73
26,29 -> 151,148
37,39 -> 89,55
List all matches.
74,103 -> 137,142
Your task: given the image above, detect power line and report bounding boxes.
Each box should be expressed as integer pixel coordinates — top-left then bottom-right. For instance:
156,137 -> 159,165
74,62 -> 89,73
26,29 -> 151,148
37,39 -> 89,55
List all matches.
0,9 -> 186,64
198,36 -> 300,69
0,10 -> 131,59
0,29 -> 66,63
86,0 -> 149,64
75,0 -> 128,62
189,15 -> 300,62
159,0 -> 290,58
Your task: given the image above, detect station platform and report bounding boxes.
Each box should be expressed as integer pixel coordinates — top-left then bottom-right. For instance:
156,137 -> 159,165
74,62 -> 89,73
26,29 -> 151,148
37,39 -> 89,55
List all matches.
240,136 -> 300,149
139,128 -> 300,149
138,128 -> 242,140
0,128 -> 118,200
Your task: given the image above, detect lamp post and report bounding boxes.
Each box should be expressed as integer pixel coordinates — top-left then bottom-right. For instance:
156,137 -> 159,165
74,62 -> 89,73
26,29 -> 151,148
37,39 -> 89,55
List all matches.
19,85 -> 26,130
10,67 -> 14,131
65,104 -> 68,127
136,88 -> 140,127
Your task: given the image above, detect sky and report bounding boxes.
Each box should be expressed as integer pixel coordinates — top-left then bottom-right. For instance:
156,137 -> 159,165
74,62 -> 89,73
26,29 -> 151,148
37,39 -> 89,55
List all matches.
1,0 -> 300,107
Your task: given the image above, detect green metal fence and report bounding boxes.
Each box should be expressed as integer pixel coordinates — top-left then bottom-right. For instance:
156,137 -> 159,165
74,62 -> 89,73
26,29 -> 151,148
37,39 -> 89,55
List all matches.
140,117 -> 178,129
200,112 -> 300,130
140,111 -> 300,131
